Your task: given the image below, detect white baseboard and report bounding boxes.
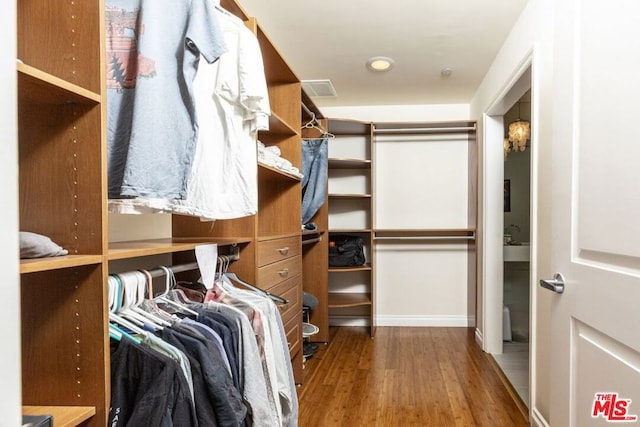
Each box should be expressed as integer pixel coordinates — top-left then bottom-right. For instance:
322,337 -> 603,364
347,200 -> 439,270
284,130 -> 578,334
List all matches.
475,327 -> 484,348
375,315 -> 475,327
531,407 -> 550,427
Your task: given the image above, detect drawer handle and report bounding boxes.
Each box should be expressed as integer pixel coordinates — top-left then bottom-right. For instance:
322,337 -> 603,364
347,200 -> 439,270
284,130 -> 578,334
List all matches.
278,268 -> 289,277
278,246 -> 290,255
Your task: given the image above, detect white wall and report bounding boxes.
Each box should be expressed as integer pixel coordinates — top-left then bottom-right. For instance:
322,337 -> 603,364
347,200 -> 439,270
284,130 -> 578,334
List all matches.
374,132 -> 474,326
376,242 -> 473,326
322,105 -> 475,327
469,0 -> 555,422
2,0 -> 23,423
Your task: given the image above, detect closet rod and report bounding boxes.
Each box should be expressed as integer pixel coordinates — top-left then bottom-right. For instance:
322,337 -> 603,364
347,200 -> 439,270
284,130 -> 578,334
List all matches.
147,262 -> 199,278
374,236 -> 475,241
301,236 -> 322,246
146,252 -> 240,279
373,126 -> 476,134
301,102 -> 314,119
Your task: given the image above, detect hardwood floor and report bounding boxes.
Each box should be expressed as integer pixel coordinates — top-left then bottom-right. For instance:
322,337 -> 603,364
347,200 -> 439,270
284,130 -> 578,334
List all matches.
297,327 -> 529,427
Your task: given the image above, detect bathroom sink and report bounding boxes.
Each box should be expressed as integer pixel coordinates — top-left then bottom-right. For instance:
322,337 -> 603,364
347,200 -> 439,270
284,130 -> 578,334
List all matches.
503,243 -> 530,262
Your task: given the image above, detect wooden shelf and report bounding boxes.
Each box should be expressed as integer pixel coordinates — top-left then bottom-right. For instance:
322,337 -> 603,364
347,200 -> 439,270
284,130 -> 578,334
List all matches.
374,228 -> 476,240
258,161 -> 303,181
328,263 -> 372,273
17,63 -> 101,105
108,238 -> 251,260
328,158 -> 372,169
329,229 -> 372,233
373,120 -> 477,134
302,230 -> 323,246
255,25 -> 298,83
327,119 -> 371,135
20,255 -> 103,274
328,193 -> 372,199
22,405 -> 96,427
263,111 -> 298,136
328,292 -> 372,308
257,232 -> 301,242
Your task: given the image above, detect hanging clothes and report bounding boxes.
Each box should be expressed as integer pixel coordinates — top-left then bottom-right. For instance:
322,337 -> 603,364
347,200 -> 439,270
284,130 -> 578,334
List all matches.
109,338 -> 197,426
108,266 -> 298,427
108,5 -> 271,221
168,8 -> 270,219
220,277 -> 299,427
158,326 -> 247,427
198,302 -> 278,427
105,0 -> 227,200
301,136 -> 329,226
204,275 -> 299,427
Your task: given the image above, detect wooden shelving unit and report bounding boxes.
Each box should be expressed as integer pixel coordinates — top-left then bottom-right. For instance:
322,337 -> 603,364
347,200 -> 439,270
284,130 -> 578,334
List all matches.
326,119 -> 376,337
22,406 -> 96,427
16,0 -> 307,424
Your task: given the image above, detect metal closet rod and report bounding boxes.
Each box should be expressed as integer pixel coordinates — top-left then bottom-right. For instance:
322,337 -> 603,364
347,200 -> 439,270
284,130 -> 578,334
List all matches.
301,102 -> 314,118
145,252 -> 240,279
302,235 -> 322,246
373,125 -> 476,134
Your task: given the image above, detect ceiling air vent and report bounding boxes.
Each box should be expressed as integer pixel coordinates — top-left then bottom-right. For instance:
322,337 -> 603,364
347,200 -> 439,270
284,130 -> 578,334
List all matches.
301,79 -> 338,98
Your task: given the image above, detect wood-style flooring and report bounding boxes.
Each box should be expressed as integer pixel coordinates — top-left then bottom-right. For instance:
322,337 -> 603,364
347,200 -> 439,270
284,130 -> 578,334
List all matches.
297,327 -> 529,427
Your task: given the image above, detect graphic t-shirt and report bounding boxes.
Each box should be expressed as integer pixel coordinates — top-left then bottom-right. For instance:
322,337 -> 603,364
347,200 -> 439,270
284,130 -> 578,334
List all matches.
106,0 -> 227,199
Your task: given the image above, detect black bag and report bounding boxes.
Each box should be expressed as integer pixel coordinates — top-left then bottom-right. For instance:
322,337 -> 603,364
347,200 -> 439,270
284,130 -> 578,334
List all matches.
328,235 -> 365,267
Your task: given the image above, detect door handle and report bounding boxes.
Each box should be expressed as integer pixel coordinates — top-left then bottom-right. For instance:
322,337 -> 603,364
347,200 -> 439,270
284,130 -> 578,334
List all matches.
540,273 -> 565,294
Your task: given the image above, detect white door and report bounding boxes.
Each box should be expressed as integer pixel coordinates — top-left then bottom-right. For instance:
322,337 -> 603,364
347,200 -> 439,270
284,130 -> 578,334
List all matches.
547,0 -> 640,425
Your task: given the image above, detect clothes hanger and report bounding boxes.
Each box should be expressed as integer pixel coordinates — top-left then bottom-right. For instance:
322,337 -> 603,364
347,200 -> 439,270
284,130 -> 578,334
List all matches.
110,274 -> 145,328
114,272 -> 162,331
128,271 -> 172,327
223,271 -> 288,305
107,275 -> 145,342
302,112 -> 335,138
154,266 -> 200,317
109,323 -> 142,344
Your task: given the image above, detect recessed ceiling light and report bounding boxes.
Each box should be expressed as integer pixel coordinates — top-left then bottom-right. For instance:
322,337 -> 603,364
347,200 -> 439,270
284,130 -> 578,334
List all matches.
441,67 -> 453,77
366,56 -> 394,72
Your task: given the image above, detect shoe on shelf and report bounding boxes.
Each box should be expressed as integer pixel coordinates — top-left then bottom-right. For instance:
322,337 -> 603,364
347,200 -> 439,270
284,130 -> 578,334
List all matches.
303,341 -> 319,358
302,222 -> 317,232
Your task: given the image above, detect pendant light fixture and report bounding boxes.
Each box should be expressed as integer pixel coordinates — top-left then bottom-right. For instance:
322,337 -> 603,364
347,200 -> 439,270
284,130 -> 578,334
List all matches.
504,101 -> 530,159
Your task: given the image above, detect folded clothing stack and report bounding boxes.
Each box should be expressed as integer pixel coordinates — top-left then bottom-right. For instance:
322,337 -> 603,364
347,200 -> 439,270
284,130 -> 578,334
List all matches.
257,141 -> 303,178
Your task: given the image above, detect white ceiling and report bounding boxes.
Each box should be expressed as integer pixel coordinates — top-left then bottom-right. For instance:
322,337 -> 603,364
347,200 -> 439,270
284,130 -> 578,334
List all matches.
238,0 -> 529,108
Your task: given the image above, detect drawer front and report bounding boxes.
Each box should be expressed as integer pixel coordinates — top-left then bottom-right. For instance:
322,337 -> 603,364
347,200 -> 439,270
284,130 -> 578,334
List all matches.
257,236 -> 301,267
284,315 -> 301,359
257,255 -> 302,289
269,275 -> 302,325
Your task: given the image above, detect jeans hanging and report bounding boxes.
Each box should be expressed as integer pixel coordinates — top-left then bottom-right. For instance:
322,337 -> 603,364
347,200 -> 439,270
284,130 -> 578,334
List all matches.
301,136 -> 328,225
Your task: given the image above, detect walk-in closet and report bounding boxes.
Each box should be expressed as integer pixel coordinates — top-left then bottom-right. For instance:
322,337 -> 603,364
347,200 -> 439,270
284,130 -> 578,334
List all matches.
6,0 -> 540,425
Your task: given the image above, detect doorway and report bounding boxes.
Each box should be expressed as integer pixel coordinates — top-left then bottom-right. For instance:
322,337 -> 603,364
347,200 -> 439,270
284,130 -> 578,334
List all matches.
494,90 -> 532,405
481,61 -> 535,411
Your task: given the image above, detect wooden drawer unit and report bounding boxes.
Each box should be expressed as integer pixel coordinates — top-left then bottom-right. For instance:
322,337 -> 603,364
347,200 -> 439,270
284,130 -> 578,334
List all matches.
257,235 -> 301,267
257,255 -> 302,289
284,315 -> 301,359
269,275 -> 302,325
